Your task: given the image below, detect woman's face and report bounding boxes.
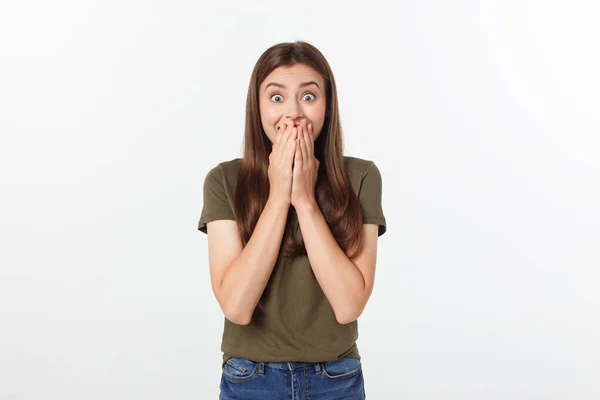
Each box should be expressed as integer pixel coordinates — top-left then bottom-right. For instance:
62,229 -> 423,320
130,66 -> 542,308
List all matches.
259,63 -> 327,146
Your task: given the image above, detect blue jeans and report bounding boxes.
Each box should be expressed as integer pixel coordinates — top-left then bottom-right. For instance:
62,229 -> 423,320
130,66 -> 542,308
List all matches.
219,356 -> 366,399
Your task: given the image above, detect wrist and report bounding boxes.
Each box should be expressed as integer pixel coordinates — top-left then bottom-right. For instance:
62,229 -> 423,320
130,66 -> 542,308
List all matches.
267,195 -> 291,209
294,198 -> 319,215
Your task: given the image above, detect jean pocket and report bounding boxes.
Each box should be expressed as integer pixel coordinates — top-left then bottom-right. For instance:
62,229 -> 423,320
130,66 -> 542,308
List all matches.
321,357 -> 362,380
222,357 -> 259,383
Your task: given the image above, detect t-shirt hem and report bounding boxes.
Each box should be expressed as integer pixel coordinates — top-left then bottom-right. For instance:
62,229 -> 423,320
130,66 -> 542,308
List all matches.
363,216 -> 387,236
221,342 -> 360,369
197,214 -> 236,233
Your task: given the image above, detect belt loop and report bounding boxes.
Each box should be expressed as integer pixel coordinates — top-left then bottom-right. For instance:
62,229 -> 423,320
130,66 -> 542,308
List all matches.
314,362 -> 321,373
258,362 -> 264,375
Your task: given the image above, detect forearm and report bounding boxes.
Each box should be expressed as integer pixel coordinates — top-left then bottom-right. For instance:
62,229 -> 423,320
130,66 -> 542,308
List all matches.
220,196 -> 289,324
295,201 -> 366,324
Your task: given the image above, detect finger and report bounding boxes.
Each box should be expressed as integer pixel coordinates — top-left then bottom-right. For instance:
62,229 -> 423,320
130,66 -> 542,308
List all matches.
299,126 -> 308,165
285,127 -> 297,168
283,118 -> 296,142
307,123 -> 314,153
276,117 -> 293,132
283,127 -> 298,158
298,121 -> 307,155
275,120 -> 286,139
277,119 -> 294,151
275,122 -> 285,143
295,131 -> 302,167
274,123 -> 282,148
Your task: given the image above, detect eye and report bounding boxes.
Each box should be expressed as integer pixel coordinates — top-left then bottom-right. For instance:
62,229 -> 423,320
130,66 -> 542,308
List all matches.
269,92 -> 317,103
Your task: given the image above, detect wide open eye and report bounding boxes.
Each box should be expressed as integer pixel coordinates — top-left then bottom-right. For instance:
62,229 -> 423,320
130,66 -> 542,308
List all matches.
270,92 -> 316,102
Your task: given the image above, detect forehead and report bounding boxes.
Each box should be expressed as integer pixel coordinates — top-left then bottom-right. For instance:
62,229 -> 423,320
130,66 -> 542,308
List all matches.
261,64 -> 323,88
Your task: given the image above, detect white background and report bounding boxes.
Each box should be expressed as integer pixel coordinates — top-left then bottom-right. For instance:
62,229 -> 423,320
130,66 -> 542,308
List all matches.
1,1 -> 599,399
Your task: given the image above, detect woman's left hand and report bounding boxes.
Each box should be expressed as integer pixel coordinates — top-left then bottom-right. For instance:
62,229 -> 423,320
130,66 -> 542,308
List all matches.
291,120 -> 320,209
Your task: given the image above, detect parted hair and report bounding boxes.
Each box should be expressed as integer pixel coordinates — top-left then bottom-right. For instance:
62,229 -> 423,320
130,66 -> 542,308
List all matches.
234,40 -> 364,259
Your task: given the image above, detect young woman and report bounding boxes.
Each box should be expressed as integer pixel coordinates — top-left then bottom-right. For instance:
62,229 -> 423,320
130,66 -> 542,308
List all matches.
198,41 -> 386,400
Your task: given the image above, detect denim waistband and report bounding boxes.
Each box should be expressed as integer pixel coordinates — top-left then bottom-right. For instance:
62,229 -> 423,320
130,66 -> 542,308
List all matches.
260,361 -> 322,372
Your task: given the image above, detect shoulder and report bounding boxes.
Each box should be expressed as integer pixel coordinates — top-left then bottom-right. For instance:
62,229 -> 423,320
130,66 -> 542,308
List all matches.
343,156 -> 384,205
219,157 -> 243,171
343,155 -> 378,179
203,158 -> 243,196
206,157 -> 243,180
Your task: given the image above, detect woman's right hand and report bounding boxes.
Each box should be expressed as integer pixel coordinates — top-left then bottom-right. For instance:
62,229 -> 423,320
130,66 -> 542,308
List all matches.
268,117 -> 297,206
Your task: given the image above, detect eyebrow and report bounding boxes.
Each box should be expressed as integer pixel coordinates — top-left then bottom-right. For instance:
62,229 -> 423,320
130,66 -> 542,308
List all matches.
264,81 -> 320,92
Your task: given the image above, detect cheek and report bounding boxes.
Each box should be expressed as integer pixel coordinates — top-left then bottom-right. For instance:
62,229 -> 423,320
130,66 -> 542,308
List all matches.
259,108 -> 279,141
307,102 -> 326,125
260,104 -> 279,123
307,112 -> 325,137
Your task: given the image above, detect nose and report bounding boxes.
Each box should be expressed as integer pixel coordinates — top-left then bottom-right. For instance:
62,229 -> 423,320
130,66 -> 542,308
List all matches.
284,100 -> 304,125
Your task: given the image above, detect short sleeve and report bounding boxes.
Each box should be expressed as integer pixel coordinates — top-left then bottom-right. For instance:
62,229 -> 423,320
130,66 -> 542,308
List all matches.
197,163 -> 236,234
358,161 -> 387,237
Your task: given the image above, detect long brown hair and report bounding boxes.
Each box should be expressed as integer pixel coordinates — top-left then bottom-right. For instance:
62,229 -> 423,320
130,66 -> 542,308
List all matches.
234,40 -> 364,259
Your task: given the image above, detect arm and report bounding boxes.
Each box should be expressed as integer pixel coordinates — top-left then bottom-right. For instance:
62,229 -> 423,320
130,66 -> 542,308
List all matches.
295,201 -> 379,324
209,196 -> 289,325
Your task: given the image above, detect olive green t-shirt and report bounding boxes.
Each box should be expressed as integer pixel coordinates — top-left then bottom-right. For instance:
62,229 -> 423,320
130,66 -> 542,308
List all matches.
197,156 -> 386,368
